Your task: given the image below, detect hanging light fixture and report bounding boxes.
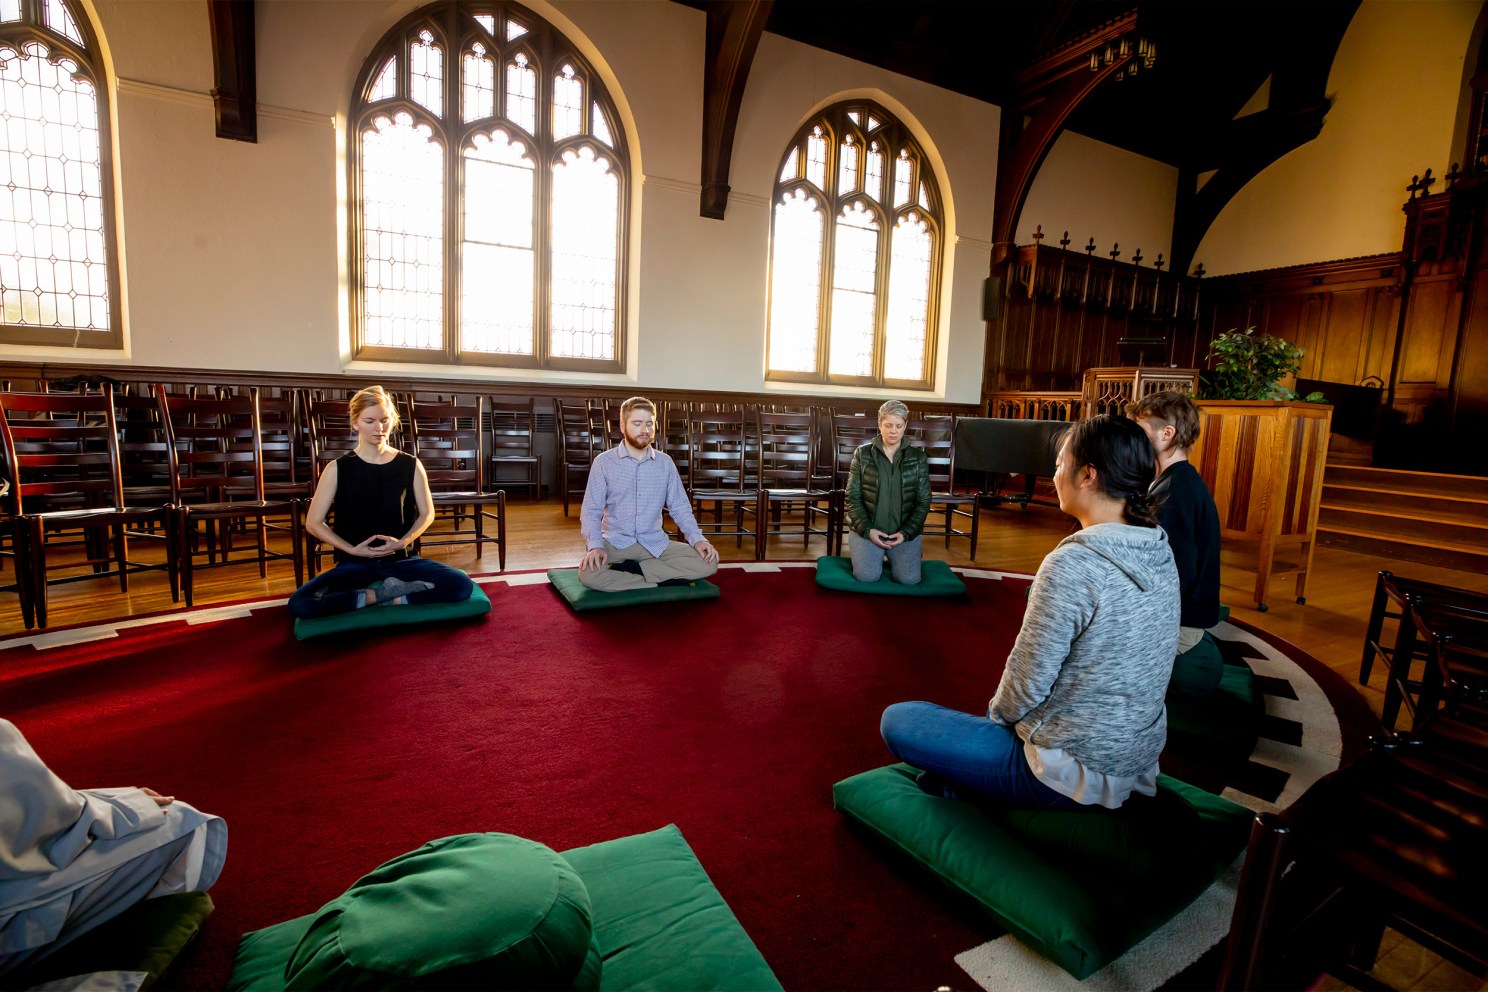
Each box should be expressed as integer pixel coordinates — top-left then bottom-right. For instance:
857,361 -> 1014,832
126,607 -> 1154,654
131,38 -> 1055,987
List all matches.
1090,35 -> 1155,80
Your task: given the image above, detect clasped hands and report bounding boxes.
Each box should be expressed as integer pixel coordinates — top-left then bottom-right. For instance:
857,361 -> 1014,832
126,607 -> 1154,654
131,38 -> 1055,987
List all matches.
351,534 -> 404,558
580,540 -> 718,572
868,528 -> 905,550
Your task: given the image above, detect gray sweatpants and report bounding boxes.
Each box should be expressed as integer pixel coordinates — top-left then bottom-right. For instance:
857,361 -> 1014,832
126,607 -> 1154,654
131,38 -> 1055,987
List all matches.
578,539 -> 717,591
848,532 -> 922,584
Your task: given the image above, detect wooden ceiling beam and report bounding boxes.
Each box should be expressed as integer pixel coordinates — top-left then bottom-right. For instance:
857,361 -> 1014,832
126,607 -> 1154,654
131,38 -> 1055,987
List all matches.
1168,4 -> 1356,274
991,12 -> 1142,266
700,0 -> 772,219
208,0 -> 257,143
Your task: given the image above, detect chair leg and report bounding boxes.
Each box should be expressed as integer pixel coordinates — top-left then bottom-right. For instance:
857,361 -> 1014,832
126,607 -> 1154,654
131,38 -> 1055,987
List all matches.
291,505 -> 305,587
181,511 -> 196,608
969,500 -> 980,561
165,513 -> 180,602
1360,571 -> 1391,685
114,524 -> 130,592
10,520 -> 33,628
28,516 -> 48,629
497,490 -> 507,572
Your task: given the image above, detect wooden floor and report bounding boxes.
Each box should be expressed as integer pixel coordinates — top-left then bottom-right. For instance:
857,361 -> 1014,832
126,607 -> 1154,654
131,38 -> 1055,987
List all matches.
4,498 -> 1485,990
6,497 -> 1488,726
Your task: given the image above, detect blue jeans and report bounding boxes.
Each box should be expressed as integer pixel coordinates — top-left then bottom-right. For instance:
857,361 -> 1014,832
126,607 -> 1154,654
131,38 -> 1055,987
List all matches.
848,532 -> 922,584
880,701 -> 1082,810
287,556 -> 474,618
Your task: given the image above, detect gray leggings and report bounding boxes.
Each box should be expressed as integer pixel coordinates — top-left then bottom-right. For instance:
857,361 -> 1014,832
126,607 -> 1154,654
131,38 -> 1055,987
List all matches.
848,531 -> 922,584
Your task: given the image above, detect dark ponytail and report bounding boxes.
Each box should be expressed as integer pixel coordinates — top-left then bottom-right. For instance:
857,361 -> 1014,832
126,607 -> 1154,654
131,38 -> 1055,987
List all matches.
1057,415 -> 1162,527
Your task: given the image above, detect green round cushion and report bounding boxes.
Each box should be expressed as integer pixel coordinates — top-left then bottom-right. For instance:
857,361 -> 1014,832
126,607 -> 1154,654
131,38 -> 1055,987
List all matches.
285,833 -> 595,990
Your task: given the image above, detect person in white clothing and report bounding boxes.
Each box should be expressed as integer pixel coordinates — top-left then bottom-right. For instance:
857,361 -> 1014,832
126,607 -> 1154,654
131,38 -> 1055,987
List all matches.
0,719 -> 227,976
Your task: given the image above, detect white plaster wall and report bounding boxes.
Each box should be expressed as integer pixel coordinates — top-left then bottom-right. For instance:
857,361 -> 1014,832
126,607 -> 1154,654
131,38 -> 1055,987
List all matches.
6,0 -> 1183,404
1021,132 -> 1180,268
1197,0 -> 1481,275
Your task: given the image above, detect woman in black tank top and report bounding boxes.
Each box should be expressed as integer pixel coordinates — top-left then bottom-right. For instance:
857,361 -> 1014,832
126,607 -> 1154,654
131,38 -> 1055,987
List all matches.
287,386 -> 473,618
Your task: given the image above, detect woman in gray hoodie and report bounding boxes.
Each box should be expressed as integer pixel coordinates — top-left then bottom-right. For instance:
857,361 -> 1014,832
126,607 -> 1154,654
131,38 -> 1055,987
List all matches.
880,415 -> 1179,810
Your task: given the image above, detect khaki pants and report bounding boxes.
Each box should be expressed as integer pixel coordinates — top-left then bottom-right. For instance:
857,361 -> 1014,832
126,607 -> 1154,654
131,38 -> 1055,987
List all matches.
578,539 -> 717,591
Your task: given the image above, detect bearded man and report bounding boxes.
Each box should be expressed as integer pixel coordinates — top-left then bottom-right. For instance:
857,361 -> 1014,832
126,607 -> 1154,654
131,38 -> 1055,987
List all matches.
577,396 -> 719,590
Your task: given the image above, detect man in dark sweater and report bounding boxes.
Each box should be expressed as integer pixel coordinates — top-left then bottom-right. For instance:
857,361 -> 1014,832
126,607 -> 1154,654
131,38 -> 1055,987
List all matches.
1129,390 -> 1223,694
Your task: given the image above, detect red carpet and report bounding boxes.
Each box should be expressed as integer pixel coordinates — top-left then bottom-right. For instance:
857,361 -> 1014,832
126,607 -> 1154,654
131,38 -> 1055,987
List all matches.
0,566 -> 1376,990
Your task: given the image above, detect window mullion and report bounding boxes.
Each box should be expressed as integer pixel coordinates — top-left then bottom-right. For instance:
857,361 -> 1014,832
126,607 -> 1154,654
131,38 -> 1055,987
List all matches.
446,22 -> 461,364
872,208 -> 893,385
534,46 -> 550,365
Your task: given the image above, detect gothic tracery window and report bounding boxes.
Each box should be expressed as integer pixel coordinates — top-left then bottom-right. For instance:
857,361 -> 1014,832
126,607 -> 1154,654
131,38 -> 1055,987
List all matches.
0,0 -> 120,348
767,103 -> 942,388
351,1 -> 627,369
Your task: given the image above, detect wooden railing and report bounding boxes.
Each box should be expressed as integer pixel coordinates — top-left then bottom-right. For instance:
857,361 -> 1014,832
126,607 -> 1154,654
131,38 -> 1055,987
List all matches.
986,367 -> 1199,420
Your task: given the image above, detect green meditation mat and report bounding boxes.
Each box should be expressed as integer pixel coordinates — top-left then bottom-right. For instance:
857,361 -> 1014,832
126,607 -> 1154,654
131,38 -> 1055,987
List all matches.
292,584 -> 491,641
547,568 -> 721,611
814,556 -> 966,596
228,825 -> 779,992
7,892 -> 214,991
832,763 -> 1252,981
561,825 -> 781,991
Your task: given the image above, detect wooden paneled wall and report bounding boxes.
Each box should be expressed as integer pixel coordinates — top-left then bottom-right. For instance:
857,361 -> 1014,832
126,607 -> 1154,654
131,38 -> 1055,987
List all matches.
987,238 -> 1206,395
1200,171 -> 1488,475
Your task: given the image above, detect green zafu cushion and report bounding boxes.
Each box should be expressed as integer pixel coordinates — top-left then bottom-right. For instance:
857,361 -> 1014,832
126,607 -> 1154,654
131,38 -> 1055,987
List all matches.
1170,631 -> 1225,695
814,556 -> 966,596
282,833 -> 594,990
229,826 -> 776,992
293,585 -> 491,641
8,892 -> 213,992
833,764 -> 1251,980
561,824 -> 782,991
546,569 -> 721,611
231,916 -> 601,992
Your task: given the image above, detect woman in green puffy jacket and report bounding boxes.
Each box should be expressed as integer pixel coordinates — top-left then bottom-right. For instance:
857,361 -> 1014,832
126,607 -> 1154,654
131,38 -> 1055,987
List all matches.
844,400 -> 932,584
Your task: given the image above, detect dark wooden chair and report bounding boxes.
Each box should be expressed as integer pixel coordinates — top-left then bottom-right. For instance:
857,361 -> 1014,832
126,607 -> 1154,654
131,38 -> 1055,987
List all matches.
407,395 -> 507,571
755,409 -> 833,560
0,385 -> 174,628
555,398 -> 597,517
1408,601 -> 1488,730
1220,720 -> 1488,991
909,415 -> 980,560
827,410 -> 880,554
1363,571 -> 1488,730
158,385 -> 304,607
487,398 -> 542,500
686,407 -> 758,554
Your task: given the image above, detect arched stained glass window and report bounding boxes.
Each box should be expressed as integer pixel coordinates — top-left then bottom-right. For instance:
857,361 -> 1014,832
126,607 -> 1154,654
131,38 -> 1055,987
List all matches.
766,102 -> 942,387
351,1 -> 627,369
0,0 -> 120,348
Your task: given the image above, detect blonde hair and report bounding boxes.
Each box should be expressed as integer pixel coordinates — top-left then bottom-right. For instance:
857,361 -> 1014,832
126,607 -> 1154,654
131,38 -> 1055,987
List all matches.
619,396 -> 656,420
348,385 -> 400,433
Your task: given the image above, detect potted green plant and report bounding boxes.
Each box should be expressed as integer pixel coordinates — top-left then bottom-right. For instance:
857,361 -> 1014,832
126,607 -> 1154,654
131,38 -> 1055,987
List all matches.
1202,327 -> 1323,401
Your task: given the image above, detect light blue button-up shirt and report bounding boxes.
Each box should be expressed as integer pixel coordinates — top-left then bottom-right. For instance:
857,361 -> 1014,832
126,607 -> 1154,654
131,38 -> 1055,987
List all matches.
580,443 -> 705,556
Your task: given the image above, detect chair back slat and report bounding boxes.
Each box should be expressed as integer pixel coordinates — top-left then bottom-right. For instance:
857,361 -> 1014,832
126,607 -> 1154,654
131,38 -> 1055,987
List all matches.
687,408 -> 751,492
410,396 -> 488,493
158,385 -> 267,504
757,410 -> 819,490
0,386 -> 126,516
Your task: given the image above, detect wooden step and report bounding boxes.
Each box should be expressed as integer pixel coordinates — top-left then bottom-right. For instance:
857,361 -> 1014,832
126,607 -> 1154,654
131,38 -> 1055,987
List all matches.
1317,528 -> 1488,574
1318,504 -> 1488,549
1324,463 -> 1488,501
1322,484 -> 1488,525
